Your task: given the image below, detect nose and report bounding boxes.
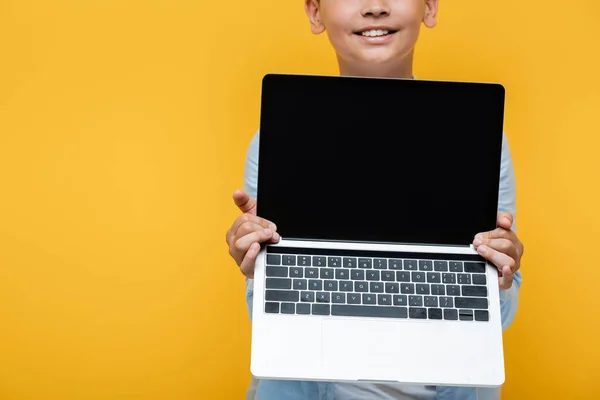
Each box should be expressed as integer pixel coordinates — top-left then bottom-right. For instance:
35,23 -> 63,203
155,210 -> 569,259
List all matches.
361,0 -> 390,17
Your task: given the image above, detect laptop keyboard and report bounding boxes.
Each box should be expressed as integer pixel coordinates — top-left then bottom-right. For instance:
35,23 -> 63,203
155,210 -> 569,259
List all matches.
263,248 -> 490,322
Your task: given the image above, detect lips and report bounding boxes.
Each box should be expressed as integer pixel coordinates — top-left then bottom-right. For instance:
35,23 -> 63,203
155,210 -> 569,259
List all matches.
354,27 -> 398,38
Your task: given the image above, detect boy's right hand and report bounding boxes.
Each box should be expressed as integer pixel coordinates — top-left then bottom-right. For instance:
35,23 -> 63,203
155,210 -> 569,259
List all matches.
225,190 -> 280,278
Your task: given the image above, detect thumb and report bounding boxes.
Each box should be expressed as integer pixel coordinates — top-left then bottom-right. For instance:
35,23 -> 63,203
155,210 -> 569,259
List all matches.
497,212 -> 513,230
233,190 -> 257,215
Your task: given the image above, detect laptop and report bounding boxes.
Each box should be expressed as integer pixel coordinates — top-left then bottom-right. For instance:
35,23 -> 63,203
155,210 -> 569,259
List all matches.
250,73 -> 506,387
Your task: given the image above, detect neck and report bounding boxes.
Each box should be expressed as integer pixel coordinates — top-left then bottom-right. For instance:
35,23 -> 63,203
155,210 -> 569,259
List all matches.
336,50 -> 415,79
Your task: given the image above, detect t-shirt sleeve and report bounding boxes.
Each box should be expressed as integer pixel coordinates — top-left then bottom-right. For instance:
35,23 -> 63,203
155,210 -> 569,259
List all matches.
497,132 -> 523,331
243,130 -> 260,200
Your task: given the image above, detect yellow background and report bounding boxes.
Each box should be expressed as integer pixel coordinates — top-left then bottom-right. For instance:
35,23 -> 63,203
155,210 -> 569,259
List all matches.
1,0 -> 599,399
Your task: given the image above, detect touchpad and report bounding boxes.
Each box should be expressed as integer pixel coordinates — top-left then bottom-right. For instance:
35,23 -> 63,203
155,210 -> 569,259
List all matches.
322,319 -> 408,380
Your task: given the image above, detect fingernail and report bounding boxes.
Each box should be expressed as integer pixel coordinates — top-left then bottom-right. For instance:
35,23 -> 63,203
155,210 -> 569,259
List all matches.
473,239 -> 482,246
477,245 -> 487,255
264,229 -> 272,235
252,243 -> 259,252
270,223 -> 277,231
475,233 -> 483,240
273,231 -> 280,241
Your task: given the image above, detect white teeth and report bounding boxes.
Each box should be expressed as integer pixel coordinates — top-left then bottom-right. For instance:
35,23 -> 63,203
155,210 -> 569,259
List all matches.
361,29 -> 389,37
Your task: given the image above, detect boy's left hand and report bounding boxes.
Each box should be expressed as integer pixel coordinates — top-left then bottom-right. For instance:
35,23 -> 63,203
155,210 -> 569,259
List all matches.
472,212 -> 524,290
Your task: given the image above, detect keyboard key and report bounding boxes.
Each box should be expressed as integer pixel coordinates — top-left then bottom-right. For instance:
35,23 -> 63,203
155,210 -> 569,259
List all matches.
444,309 -> 458,320
431,284 -> 445,295
409,295 -> 423,306
267,255 -> 281,265
473,274 -> 487,285
296,303 -> 310,314
409,307 -> 427,319
309,279 -> 322,291
442,273 -> 456,284
283,255 -> 296,266
440,296 -> 454,308
301,291 -> 315,302
475,310 -> 490,321
332,305 -> 408,319
324,280 -> 338,291
459,309 -> 474,321
266,266 -> 287,277
447,285 -> 461,296
419,260 -> 433,271
332,293 -> 346,304
355,282 -> 368,292
316,292 -> 331,303
378,294 -> 392,305
424,296 -> 438,307
348,294 -> 361,304
298,256 -> 311,266
389,259 -> 403,270
428,308 -> 443,320
340,281 -> 353,292
363,294 -> 376,304
458,274 -> 471,285
335,269 -> 349,280
366,270 -> 380,281
281,303 -> 295,314
374,259 -> 388,269
266,278 -> 291,289
313,256 -> 326,267
328,257 -> 341,267
266,290 -> 299,302
396,271 -> 410,282
312,304 -> 330,315
455,297 -> 488,309
265,302 -> 279,313
393,295 -> 407,306
370,282 -> 384,293
290,267 -> 303,278
385,282 -> 400,293
465,262 -> 486,273
427,272 -> 441,283
320,268 -> 334,279
417,284 -> 430,295
305,268 -> 319,278
401,283 -> 415,294
358,258 -> 372,269
343,257 -> 357,268
382,271 -> 395,281
434,261 -> 448,271
351,270 -> 365,280
462,285 -> 487,297
404,260 -> 418,270
293,279 -> 307,290
449,261 -> 463,272
412,272 -> 426,282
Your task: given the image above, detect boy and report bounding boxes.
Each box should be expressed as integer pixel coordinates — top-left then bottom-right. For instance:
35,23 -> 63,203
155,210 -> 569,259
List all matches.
225,1 -> 524,399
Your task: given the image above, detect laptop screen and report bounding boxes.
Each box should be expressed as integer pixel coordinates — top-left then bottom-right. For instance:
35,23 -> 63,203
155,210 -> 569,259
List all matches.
256,74 -> 505,246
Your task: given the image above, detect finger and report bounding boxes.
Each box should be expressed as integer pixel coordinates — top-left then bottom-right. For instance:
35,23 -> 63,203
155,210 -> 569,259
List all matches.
236,221 -> 281,243
239,242 -> 260,278
473,238 -> 518,261
227,214 -> 277,245
498,265 -> 514,290
233,190 -> 257,215
497,212 -> 513,230
475,227 -> 517,242
233,229 -> 275,257
475,244 -> 516,273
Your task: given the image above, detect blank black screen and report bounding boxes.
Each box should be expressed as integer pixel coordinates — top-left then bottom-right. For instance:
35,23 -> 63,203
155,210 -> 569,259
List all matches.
256,74 -> 505,246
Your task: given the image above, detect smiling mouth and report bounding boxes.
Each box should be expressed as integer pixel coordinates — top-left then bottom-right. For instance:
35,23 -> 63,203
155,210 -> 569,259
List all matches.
354,29 -> 398,37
